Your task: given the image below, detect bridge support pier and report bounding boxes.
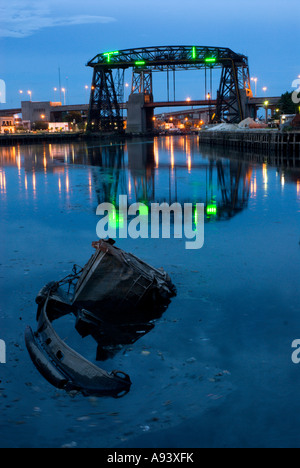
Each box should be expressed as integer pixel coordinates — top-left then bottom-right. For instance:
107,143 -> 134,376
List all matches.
87,68 -> 124,132
126,94 -> 154,134
215,62 -> 252,123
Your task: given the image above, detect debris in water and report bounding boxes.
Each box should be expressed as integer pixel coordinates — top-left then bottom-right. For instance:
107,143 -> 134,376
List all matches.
25,239 -> 176,398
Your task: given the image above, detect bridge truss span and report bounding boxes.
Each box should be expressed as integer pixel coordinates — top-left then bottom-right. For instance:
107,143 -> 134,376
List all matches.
87,45 -> 253,132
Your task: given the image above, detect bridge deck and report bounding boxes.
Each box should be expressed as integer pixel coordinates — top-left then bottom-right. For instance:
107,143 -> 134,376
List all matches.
144,100 -> 217,108
0,96 -> 281,118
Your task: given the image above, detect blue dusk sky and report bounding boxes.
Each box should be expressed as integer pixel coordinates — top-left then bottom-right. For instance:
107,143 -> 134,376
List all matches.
0,0 -> 299,108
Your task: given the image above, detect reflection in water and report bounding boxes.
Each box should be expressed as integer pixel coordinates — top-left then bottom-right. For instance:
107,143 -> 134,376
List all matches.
0,169 -> 6,195
0,137 -> 300,223
263,163 -> 268,190
32,171 -> 36,194
250,173 -> 257,198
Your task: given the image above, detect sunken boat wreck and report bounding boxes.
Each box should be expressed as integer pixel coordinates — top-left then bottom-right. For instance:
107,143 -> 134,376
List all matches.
25,239 -> 176,398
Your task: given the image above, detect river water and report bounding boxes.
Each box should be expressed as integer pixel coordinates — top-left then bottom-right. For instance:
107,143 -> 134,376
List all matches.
0,135 -> 300,448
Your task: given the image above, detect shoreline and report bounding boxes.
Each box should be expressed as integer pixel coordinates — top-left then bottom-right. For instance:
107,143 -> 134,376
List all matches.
0,130 -> 200,147
198,129 -> 300,160
0,131 -> 128,147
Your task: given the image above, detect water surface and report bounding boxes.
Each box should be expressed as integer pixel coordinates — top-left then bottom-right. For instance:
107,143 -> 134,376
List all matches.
0,136 -> 300,448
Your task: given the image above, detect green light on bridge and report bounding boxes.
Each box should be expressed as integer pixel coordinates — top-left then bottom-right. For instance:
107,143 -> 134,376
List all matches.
138,205 -> 149,216
207,204 -> 217,215
135,60 -> 146,66
192,47 -> 197,59
205,57 -> 217,64
103,51 -> 119,62
109,211 -> 124,230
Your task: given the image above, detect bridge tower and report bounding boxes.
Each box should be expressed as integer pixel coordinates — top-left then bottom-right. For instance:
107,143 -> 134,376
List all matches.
87,68 -> 124,132
215,59 -> 252,123
126,67 -> 154,134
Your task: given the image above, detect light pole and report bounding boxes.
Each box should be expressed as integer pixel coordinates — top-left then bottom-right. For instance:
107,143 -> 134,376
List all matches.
251,78 -> 258,97
53,87 -> 58,102
264,100 -> 269,124
124,82 -> 130,102
186,97 -> 193,110
207,92 -> 211,123
85,85 -> 89,105
27,90 -> 32,101
61,88 -> 66,105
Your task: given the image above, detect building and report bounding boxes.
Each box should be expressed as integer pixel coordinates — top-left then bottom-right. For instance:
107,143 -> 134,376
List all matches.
21,101 -> 55,124
0,116 -> 15,134
48,122 -> 70,132
20,101 -> 86,129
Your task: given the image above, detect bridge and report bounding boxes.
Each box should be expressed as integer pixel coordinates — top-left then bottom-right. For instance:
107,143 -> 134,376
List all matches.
0,96 -> 280,130
86,45 -> 253,133
143,100 -> 217,108
247,97 -> 281,118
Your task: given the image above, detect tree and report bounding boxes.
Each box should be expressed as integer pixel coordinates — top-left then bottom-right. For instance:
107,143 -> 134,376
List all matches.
63,111 -> 83,123
278,92 -> 298,114
34,121 -> 48,130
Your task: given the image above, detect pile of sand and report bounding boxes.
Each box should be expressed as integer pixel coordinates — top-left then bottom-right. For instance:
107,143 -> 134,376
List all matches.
238,117 -> 255,128
205,123 -> 239,132
202,120 -> 269,132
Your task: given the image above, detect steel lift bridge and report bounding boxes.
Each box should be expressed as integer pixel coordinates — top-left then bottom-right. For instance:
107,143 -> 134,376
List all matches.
86,45 -> 253,133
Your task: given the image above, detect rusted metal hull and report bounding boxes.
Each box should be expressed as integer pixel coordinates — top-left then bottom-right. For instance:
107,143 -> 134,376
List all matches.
25,240 -> 176,396
25,294 -> 131,398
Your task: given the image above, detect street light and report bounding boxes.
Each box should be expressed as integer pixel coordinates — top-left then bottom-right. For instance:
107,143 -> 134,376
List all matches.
262,87 -> 267,93
124,82 -> 130,102
85,85 -> 89,104
61,88 -> 66,105
207,93 -> 212,122
251,77 -> 258,97
27,90 -> 32,101
264,100 -> 269,123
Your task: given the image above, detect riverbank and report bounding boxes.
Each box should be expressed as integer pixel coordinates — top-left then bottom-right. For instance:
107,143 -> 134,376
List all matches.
198,129 -> 300,162
0,131 -> 130,147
